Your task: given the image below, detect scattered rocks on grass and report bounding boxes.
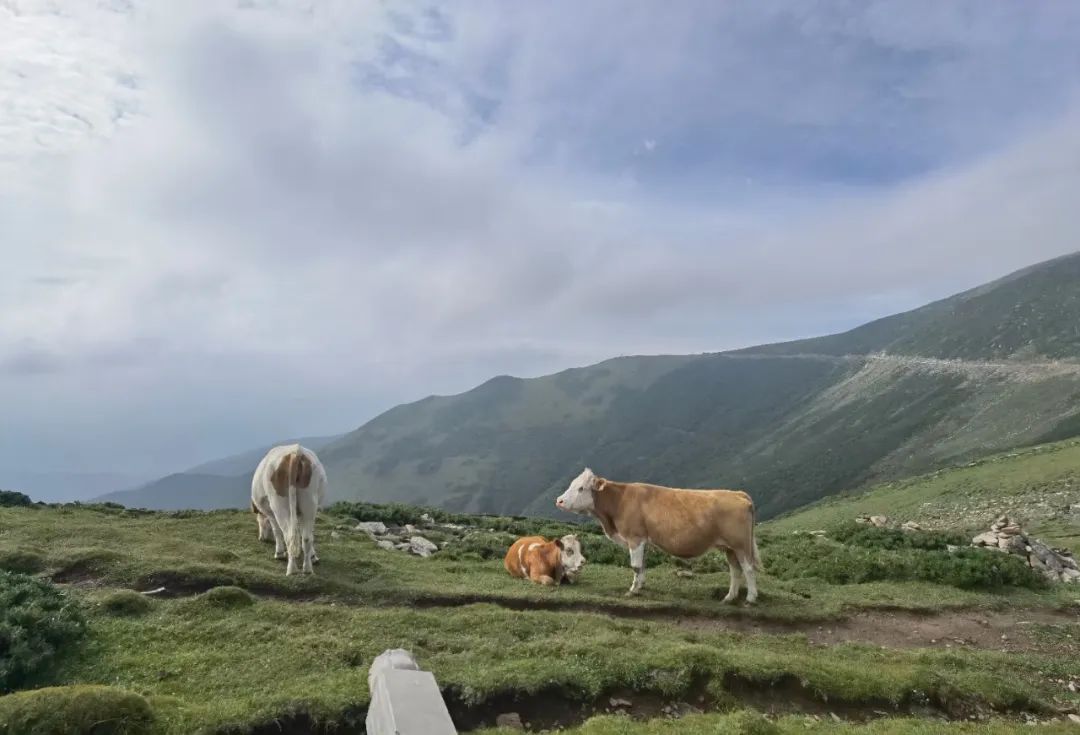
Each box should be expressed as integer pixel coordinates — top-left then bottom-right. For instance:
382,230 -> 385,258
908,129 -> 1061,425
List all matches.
971,515 -> 1080,583
355,521 -> 389,536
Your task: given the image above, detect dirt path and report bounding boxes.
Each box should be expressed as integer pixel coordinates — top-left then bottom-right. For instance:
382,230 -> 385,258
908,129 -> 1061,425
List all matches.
676,607 -> 1080,655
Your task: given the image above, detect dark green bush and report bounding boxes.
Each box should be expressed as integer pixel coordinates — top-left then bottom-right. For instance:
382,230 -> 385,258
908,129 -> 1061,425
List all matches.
0,572 -> 87,693
0,491 -> 32,508
0,684 -> 154,734
828,521 -> 969,551
765,535 -> 1044,590
438,532 -> 518,562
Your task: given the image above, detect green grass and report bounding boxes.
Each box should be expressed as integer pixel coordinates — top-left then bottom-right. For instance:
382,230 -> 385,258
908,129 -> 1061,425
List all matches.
52,598 -> 1080,734
2,501 -> 1080,733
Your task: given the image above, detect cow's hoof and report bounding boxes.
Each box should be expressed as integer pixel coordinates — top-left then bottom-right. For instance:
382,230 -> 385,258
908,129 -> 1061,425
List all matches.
720,595 -> 737,604
311,556 -> 320,565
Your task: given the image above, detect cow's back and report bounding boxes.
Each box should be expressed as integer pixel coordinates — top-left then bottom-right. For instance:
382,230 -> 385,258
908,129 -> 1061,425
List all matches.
504,536 -> 545,578
629,483 -> 754,558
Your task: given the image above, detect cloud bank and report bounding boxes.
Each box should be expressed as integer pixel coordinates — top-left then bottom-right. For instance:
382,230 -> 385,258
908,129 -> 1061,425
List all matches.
2,0 -> 1079,477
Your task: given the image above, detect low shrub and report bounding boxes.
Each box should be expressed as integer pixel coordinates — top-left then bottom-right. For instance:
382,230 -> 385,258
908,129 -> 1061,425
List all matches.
97,590 -> 153,617
0,551 -> 45,575
764,535 -> 1045,590
0,572 -> 87,693
0,685 -> 154,735
0,491 -> 32,508
828,521 -> 970,551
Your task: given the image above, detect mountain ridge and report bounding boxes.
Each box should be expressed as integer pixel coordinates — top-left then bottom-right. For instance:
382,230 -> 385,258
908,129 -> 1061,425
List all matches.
100,251 -> 1080,519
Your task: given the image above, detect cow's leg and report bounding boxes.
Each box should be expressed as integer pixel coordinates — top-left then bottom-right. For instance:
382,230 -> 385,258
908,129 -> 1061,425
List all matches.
720,549 -> 743,603
265,514 -> 287,560
736,549 -> 758,604
626,541 -> 647,596
301,530 -> 315,575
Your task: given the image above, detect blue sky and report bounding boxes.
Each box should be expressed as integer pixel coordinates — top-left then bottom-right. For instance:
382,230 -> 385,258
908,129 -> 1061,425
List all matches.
1,1 -> 1080,493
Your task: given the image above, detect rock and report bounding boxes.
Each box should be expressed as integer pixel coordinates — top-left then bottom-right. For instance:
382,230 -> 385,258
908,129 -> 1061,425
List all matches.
972,532 -> 999,547
404,524 -> 419,534
609,697 -> 633,708
1068,713 -> 1080,724
999,524 -> 1023,536
408,536 -> 439,558
901,521 -> 923,532
946,545 -> 960,553
420,513 -> 434,524
1062,568 -> 1080,583
376,540 -> 396,552
356,521 -> 388,536
869,515 -> 888,528
395,543 -> 410,551
1000,535 -> 1028,556
496,713 -> 524,730
331,531 -> 341,539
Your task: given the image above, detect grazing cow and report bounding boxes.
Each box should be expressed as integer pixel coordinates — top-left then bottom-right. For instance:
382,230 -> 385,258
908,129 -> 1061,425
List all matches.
555,468 -> 760,603
504,534 -> 585,586
251,443 -> 327,576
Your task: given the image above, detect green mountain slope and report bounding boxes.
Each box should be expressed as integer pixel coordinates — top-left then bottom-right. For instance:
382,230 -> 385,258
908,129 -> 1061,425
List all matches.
110,251 -> 1080,518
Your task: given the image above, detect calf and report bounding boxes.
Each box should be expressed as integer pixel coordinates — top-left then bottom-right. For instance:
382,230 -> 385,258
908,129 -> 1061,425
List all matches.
504,534 -> 585,586
555,468 -> 760,603
251,443 -> 327,576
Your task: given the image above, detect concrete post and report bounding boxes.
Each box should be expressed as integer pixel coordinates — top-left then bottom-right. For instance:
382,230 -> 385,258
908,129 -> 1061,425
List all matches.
366,649 -> 458,735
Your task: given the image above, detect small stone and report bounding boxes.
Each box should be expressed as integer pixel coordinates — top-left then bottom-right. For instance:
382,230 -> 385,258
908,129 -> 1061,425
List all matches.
972,532 -> 998,546
408,536 -> 439,558
609,697 -> 633,708
376,540 -> 396,552
355,521 -> 388,536
675,569 -> 694,578
869,515 -> 888,528
420,513 -> 434,524
331,531 -> 341,539
1068,714 -> 1080,724
495,712 -> 524,729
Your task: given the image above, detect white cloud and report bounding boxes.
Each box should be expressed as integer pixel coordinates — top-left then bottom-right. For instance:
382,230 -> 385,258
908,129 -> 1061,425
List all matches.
1,0 -> 1079,477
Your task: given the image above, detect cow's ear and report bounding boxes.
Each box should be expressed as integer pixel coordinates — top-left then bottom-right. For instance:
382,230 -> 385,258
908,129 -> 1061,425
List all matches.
554,538 -> 564,549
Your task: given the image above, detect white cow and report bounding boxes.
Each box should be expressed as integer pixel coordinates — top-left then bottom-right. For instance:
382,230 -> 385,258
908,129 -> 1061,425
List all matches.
250,443 -> 327,576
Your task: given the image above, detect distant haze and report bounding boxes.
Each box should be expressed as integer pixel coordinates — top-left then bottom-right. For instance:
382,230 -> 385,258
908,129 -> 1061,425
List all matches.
3,2 -> 1080,497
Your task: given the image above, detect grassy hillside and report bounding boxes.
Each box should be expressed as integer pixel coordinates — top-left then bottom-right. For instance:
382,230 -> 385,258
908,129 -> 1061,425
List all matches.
768,438 -> 1080,553
0,496 -> 1078,734
109,252 -> 1080,519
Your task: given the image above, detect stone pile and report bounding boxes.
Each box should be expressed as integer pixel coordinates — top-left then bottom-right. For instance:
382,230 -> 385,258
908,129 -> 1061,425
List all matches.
354,520 -> 443,558
971,515 -> 1080,584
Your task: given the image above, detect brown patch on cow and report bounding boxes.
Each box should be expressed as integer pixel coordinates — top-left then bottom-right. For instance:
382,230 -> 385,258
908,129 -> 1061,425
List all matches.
293,452 -> 313,489
270,453 -> 294,496
504,536 -> 567,585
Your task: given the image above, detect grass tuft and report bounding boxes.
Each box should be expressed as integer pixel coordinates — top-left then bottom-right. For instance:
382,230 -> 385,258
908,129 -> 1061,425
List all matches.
0,685 -> 154,735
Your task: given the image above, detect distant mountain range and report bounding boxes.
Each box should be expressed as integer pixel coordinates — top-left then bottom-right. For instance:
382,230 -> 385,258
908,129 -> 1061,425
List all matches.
99,252 -> 1080,520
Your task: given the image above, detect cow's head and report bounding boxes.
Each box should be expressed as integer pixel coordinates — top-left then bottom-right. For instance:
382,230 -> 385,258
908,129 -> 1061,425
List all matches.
556,534 -> 585,578
555,467 -> 599,514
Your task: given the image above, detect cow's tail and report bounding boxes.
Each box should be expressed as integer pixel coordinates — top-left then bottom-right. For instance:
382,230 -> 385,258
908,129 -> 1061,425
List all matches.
285,447 -> 303,560
749,499 -> 762,571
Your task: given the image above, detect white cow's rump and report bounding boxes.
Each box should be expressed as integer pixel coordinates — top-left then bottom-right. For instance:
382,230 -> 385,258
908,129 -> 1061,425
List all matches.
250,443 -> 327,576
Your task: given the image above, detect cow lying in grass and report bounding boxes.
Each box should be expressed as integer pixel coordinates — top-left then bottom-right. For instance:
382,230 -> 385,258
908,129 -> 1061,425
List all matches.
251,443 -> 327,576
555,468 -> 761,603
504,534 -> 585,586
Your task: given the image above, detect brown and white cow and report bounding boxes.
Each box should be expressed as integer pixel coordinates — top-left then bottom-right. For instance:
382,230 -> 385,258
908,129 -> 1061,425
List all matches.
504,534 -> 585,586
555,468 -> 761,603
251,443 -> 327,576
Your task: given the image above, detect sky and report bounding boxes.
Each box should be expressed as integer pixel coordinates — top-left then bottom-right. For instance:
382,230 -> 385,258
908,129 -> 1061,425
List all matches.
2,0 -> 1080,491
